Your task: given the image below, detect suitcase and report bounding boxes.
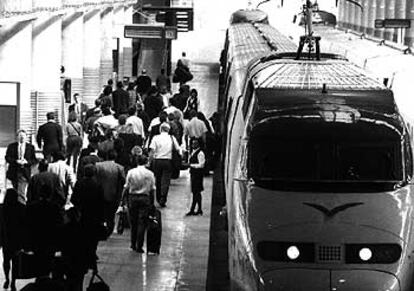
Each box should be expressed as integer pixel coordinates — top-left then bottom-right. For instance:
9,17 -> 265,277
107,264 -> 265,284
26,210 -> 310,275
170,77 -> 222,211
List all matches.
147,209 -> 162,254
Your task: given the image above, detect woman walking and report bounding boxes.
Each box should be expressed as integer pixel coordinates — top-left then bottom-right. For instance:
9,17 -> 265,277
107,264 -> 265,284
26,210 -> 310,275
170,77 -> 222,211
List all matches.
65,111 -> 83,173
186,139 -> 205,216
183,89 -> 200,119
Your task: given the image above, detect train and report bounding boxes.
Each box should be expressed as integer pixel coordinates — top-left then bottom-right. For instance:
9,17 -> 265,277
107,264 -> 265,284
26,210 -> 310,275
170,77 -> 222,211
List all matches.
219,8 -> 414,291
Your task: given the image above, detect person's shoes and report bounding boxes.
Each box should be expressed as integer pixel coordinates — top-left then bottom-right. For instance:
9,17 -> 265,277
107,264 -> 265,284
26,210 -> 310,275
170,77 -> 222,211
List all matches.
3,279 -> 9,289
159,203 -> 166,208
130,245 -> 137,251
137,248 -> 145,253
195,210 -> 203,215
186,211 -> 196,216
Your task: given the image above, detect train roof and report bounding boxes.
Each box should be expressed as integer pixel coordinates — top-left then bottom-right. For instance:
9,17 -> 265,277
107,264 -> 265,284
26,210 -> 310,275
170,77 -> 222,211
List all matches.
230,9 -> 269,24
227,23 -> 297,70
251,57 -> 386,91
249,56 -> 399,118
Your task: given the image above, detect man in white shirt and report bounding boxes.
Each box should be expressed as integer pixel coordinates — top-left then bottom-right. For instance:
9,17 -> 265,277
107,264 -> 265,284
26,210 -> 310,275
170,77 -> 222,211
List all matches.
149,122 -> 181,207
94,107 -> 118,133
48,151 -> 76,202
126,106 -> 145,141
184,109 -> 207,150
122,154 -> 155,252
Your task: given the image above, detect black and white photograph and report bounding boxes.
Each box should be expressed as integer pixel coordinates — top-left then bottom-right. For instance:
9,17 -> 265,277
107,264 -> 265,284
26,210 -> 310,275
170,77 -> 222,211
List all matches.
0,0 -> 414,290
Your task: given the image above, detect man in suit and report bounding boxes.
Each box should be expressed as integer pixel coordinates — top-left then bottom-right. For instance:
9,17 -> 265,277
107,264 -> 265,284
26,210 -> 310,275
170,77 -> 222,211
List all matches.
95,150 -> 125,237
68,93 -> 89,125
112,81 -> 129,117
37,112 -> 63,161
5,129 -> 37,204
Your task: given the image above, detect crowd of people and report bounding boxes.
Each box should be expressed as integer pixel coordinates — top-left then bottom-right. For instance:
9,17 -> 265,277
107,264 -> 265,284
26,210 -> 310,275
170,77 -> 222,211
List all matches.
0,57 -> 221,290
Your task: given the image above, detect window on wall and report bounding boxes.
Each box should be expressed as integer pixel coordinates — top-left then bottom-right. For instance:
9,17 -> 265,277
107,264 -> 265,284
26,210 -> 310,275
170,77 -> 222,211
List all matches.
0,82 -> 19,147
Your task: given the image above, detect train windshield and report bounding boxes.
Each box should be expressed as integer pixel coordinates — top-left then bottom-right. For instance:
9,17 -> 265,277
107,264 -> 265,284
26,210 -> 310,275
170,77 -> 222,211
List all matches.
249,118 -> 405,192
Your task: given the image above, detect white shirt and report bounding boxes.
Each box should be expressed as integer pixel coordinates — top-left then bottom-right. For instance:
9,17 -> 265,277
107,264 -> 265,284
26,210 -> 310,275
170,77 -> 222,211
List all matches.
149,132 -> 181,159
184,117 -> 208,138
18,142 -> 26,160
94,114 -> 118,129
48,160 -> 76,189
126,115 -> 145,138
124,166 -> 156,195
190,150 -> 205,169
160,92 -> 172,108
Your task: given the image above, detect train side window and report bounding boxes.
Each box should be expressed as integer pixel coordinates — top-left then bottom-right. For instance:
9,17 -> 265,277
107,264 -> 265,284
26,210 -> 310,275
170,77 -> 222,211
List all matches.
242,81 -> 254,118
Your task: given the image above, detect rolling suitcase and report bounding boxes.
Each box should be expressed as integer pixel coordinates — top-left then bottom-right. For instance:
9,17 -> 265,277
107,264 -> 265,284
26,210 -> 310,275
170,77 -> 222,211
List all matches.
147,209 -> 162,254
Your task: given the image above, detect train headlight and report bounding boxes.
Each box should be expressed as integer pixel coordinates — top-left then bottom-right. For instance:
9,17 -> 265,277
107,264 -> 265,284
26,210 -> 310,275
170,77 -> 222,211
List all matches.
257,241 -> 315,262
287,246 -> 300,260
346,244 -> 401,264
358,248 -> 372,261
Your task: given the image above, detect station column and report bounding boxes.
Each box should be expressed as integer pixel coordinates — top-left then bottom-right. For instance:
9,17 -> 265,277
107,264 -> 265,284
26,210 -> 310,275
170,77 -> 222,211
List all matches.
83,10 -> 102,107
366,0 -> 376,36
62,12 -> 84,102
384,0 -> 396,41
100,7 -> 114,88
374,0 -> 385,38
0,21 -> 33,135
406,0 -> 414,46
32,15 -> 63,126
394,0 -> 406,42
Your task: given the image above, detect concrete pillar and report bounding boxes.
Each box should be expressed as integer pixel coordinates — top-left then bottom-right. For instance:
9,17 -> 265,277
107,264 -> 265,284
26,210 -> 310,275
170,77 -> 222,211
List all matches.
366,0 -> 377,35
361,0 -> 370,33
384,0 -> 396,41
0,21 -> 33,137
406,0 -> 414,46
343,0 -> 351,29
352,1 -> 362,32
374,0 -> 385,38
83,9 -> 102,107
394,0 -> 407,42
100,7 -> 114,89
337,0 -> 346,28
32,16 -> 64,127
62,12 -> 84,102
120,5 -> 133,81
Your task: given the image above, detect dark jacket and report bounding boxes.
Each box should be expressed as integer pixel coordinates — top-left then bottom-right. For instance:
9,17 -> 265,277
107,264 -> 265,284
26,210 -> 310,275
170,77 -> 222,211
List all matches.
143,94 -> 163,121
112,88 -> 130,116
5,142 -> 36,181
36,121 -> 63,157
77,154 -> 102,180
27,171 -> 66,208
95,161 -> 125,202
170,93 -> 188,112
72,177 -> 105,236
136,75 -> 152,95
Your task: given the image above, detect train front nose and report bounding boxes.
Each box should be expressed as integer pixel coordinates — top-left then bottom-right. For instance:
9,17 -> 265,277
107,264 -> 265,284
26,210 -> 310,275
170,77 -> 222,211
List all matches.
260,269 -> 400,291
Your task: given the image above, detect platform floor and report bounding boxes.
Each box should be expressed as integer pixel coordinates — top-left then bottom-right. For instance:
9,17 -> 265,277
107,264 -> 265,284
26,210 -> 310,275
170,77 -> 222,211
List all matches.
84,171 -> 213,291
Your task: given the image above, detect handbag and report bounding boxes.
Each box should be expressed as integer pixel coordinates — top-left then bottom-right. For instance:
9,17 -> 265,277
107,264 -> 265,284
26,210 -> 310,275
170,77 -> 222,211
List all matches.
170,136 -> 182,171
62,205 -> 81,226
15,250 -> 52,279
87,272 -> 110,291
